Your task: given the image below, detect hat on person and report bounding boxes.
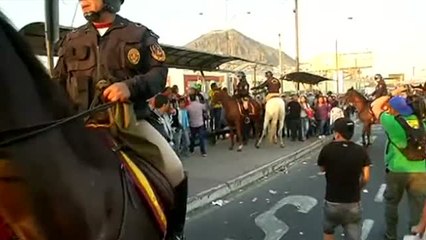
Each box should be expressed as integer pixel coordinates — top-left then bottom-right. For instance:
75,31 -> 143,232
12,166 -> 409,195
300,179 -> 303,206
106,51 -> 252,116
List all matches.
333,118 -> 355,140
389,96 -> 413,116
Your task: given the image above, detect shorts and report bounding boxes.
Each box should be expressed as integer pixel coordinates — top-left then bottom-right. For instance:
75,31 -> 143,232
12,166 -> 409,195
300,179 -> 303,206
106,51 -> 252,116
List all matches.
323,201 -> 362,240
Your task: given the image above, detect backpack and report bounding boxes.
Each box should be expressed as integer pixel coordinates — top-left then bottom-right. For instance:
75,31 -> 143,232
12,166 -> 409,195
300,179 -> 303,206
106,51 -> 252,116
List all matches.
391,115 -> 426,161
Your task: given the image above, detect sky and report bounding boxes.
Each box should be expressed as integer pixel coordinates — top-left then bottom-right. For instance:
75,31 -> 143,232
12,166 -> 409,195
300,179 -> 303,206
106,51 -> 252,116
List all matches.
1,0 -> 425,79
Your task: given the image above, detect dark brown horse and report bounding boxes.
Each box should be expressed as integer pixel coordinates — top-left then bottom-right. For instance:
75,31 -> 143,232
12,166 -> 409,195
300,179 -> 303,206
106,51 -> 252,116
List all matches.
344,87 -> 375,146
211,90 -> 263,151
0,13 -> 173,240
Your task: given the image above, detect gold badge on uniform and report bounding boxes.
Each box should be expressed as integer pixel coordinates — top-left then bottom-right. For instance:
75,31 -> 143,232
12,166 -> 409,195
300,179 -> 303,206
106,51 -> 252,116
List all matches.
150,44 -> 166,62
127,48 -> 140,65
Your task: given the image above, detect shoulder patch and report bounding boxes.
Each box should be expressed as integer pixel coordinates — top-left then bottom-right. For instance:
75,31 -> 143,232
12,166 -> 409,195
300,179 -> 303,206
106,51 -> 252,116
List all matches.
127,48 -> 141,65
150,43 -> 166,62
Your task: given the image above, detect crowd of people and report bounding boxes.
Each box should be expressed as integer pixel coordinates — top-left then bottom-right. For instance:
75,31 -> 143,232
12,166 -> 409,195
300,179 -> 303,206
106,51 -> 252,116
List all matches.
146,81 -> 355,159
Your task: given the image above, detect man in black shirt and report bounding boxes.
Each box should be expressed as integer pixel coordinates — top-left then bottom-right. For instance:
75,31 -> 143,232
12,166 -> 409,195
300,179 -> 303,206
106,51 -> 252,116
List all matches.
287,94 -> 302,141
317,118 -> 371,240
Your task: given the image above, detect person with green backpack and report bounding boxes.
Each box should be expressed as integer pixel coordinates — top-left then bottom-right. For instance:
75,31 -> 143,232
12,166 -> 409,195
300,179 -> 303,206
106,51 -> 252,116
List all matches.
372,86 -> 426,240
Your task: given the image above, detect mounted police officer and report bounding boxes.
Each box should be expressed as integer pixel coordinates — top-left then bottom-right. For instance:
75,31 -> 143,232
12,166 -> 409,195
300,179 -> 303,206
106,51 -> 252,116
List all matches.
251,71 -> 281,102
234,71 -> 251,121
53,0 -> 187,239
372,73 -> 388,99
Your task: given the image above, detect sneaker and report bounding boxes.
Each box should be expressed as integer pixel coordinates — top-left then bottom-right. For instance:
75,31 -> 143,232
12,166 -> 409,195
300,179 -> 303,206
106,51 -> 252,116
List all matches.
202,154 -> 207,157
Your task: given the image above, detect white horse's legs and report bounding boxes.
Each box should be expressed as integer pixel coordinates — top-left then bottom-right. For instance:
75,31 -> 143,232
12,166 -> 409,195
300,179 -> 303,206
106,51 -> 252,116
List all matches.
270,119 -> 278,144
256,98 -> 286,149
278,117 -> 285,148
256,114 -> 270,148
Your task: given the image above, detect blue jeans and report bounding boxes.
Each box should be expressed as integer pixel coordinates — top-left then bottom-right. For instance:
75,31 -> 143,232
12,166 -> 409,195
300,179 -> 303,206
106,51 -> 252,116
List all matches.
210,108 -> 222,132
323,201 -> 362,240
300,117 -> 309,140
189,126 -> 206,155
174,128 -> 190,157
318,119 -> 327,136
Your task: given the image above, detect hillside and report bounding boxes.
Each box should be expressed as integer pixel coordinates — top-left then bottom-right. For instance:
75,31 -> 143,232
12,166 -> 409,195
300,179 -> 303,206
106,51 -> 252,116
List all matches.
185,29 -> 296,68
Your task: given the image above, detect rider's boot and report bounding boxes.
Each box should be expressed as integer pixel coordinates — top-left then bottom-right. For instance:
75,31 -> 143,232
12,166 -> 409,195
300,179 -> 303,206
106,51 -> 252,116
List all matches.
167,173 -> 188,240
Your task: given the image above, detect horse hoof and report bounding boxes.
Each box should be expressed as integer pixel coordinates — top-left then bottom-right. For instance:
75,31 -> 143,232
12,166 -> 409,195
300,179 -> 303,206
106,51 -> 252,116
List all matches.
280,144 -> 285,148
237,146 -> 243,152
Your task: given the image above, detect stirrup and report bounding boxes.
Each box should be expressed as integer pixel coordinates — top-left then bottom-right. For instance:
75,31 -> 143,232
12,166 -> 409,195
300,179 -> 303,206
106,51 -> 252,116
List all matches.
244,116 -> 250,124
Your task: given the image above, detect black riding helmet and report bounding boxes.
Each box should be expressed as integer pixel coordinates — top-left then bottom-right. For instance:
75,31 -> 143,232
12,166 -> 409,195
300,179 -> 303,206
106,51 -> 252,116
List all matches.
374,73 -> 383,81
84,0 -> 124,22
236,71 -> 246,80
265,71 -> 273,77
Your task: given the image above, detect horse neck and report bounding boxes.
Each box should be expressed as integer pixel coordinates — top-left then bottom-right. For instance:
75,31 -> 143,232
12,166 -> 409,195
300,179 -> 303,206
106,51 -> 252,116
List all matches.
219,94 -> 235,109
349,95 -> 367,112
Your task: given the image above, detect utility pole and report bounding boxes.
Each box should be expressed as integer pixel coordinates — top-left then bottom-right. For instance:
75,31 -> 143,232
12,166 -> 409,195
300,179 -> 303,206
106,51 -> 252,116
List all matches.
278,33 -> 282,74
294,0 -> 300,91
278,33 -> 284,93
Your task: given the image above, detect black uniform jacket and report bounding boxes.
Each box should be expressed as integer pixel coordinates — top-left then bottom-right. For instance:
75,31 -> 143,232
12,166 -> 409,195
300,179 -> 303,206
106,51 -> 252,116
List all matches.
53,15 -> 168,119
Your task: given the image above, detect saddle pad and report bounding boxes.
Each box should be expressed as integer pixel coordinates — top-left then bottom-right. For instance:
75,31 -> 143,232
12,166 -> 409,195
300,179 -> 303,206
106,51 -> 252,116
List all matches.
119,151 -> 167,235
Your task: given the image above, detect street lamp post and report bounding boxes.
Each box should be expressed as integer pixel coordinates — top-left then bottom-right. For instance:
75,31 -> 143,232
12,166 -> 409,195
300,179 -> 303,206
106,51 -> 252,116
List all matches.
335,17 -> 354,94
278,33 -> 285,93
294,0 -> 300,91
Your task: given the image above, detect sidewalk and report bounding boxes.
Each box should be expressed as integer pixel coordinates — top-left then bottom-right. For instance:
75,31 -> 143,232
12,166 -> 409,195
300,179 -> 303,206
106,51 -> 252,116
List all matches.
182,136 -> 331,212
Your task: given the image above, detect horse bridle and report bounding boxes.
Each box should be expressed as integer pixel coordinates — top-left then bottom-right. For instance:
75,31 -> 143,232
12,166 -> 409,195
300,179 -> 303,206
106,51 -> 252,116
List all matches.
0,102 -> 115,148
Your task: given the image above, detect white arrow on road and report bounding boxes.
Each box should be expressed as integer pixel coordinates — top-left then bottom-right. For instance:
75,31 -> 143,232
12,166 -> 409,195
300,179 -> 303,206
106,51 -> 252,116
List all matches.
254,195 -> 317,240
356,135 -> 377,146
255,195 -> 375,240
374,184 -> 387,202
362,219 -> 374,240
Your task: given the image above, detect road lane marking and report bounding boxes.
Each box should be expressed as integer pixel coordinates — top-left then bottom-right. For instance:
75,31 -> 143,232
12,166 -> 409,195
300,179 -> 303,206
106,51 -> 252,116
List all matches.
356,135 -> 377,146
374,184 -> 387,202
254,195 -> 317,240
362,219 -> 374,240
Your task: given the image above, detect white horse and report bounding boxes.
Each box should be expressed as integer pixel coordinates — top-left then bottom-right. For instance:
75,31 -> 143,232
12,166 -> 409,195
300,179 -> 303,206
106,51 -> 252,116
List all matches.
256,97 -> 286,148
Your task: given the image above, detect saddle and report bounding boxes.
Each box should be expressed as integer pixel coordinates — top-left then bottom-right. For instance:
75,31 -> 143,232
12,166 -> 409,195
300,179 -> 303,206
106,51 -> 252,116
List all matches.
86,103 -> 174,236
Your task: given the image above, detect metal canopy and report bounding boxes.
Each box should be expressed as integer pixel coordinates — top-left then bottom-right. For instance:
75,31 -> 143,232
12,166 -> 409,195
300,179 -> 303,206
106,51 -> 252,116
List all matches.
19,22 -> 256,72
281,71 -> 332,85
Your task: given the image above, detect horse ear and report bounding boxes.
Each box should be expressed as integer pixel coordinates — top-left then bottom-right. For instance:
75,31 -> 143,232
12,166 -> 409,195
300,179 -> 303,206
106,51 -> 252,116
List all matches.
349,87 -> 354,90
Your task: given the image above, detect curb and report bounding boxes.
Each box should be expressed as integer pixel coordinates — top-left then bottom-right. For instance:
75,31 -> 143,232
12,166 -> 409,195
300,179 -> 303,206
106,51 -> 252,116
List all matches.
187,137 -> 332,213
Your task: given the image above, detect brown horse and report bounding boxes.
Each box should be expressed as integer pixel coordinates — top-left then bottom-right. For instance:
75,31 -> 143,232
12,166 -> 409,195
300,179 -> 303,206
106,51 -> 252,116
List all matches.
344,87 -> 375,146
211,90 -> 263,151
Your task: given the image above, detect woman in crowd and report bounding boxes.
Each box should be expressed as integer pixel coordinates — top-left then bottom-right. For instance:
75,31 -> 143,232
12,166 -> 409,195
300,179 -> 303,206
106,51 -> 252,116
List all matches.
315,96 -> 331,139
299,95 -> 315,140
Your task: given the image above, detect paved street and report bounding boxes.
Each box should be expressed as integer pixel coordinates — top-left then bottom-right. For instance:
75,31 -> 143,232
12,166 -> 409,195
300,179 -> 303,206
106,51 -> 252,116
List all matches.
186,124 -> 414,240
183,135 -> 320,196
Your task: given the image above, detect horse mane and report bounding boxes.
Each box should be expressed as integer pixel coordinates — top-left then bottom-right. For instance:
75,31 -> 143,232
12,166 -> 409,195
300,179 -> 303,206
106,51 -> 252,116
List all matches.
347,87 -> 368,103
